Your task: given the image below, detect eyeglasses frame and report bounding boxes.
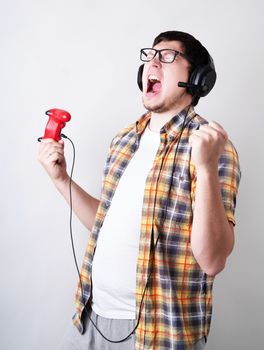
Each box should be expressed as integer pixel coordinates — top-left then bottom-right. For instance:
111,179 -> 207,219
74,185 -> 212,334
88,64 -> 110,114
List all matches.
140,47 -> 194,65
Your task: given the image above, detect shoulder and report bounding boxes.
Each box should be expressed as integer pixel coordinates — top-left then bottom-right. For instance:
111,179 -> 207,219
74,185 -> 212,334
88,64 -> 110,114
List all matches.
109,112 -> 150,149
109,122 -> 136,148
189,113 -> 208,130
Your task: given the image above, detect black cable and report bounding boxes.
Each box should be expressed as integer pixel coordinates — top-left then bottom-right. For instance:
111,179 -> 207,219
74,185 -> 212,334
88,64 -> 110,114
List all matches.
60,134 -> 83,286
61,132 -> 161,342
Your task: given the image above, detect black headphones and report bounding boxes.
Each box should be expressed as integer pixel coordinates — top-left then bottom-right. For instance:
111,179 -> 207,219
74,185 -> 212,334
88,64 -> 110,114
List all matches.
137,50 -> 216,103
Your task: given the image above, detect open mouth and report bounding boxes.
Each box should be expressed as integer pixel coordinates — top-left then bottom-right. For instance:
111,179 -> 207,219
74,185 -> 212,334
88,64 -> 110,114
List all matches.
147,74 -> 161,94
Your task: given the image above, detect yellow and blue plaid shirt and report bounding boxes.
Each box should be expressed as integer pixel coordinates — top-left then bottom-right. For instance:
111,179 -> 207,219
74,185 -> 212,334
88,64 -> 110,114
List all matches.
73,106 -> 241,349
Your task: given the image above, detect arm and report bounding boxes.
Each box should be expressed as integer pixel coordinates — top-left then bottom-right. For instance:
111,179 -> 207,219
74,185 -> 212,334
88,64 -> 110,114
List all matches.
38,139 -> 100,232
190,122 -> 234,276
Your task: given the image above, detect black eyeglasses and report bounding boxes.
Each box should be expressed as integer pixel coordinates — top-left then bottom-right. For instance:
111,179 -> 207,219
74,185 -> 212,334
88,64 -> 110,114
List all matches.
140,48 -> 193,64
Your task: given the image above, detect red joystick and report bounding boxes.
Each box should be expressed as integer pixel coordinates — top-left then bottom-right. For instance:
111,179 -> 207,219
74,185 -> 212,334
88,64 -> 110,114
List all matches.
41,108 -> 71,142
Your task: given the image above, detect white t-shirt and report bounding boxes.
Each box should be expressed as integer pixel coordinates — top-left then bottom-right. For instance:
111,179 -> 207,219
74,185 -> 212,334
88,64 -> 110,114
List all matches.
91,125 -> 160,319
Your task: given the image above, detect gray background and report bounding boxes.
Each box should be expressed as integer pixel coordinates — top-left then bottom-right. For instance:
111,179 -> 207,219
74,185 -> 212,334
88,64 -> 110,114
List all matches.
0,0 -> 263,349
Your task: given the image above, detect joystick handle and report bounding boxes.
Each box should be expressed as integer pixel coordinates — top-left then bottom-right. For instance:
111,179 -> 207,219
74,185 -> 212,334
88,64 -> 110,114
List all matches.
41,108 -> 71,142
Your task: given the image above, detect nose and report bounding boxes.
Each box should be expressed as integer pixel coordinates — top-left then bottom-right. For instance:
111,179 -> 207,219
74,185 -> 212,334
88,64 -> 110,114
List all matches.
151,53 -> 162,68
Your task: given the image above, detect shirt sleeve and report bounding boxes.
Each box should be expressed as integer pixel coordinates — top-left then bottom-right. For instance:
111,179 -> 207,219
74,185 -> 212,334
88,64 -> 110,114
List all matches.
218,140 -> 241,225
190,139 -> 241,225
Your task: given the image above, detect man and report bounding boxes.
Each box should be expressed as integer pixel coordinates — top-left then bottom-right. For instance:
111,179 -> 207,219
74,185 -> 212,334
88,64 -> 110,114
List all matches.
38,31 -> 241,350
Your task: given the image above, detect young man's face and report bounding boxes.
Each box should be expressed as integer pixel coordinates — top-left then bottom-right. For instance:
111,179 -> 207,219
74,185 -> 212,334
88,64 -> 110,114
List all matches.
142,40 -> 192,113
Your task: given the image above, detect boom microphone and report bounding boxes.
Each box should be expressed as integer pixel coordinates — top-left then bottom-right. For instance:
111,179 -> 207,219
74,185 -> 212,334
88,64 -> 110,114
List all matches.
178,81 -> 197,89
178,81 -> 209,93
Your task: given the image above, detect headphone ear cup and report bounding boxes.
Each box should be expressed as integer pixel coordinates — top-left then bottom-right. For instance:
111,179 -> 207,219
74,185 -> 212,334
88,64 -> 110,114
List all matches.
137,64 -> 144,91
188,64 -> 216,97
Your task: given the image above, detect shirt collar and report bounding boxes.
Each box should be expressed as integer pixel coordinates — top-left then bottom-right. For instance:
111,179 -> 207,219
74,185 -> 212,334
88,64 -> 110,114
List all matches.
161,105 -> 197,139
135,112 -> 151,134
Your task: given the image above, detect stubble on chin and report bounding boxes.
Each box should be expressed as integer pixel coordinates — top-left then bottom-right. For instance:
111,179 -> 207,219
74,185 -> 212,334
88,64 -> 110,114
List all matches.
143,101 -> 163,113
143,96 -> 176,114
142,89 -> 190,114
142,96 -> 165,113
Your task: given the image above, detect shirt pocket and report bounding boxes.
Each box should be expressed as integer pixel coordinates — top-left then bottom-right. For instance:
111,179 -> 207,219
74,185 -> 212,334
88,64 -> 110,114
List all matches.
158,171 -> 193,233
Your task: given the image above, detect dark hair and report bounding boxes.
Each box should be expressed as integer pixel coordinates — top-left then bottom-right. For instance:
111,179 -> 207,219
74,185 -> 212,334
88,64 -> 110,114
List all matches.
153,30 -> 209,69
153,31 -> 211,105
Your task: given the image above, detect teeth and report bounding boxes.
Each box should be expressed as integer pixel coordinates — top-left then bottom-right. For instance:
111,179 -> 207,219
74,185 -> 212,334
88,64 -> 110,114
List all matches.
148,74 -> 160,82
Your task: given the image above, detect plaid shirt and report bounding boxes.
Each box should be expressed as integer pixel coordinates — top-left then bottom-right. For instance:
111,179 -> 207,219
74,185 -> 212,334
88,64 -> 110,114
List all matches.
72,106 -> 241,349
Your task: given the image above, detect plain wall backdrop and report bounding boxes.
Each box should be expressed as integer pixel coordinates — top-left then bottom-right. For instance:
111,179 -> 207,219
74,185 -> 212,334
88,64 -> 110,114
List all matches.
0,0 -> 263,349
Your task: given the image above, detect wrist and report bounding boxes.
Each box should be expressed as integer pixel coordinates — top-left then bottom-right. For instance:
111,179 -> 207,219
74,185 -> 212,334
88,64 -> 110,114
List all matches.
53,175 -> 70,191
196,162 -> 218,178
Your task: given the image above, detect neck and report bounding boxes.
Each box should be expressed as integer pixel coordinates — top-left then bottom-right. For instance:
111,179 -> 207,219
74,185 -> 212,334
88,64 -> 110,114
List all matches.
149,101 -> 192,133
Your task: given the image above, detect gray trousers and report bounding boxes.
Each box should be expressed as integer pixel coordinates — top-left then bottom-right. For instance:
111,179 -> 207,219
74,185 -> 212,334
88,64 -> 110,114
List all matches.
60,308 -> 206,350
